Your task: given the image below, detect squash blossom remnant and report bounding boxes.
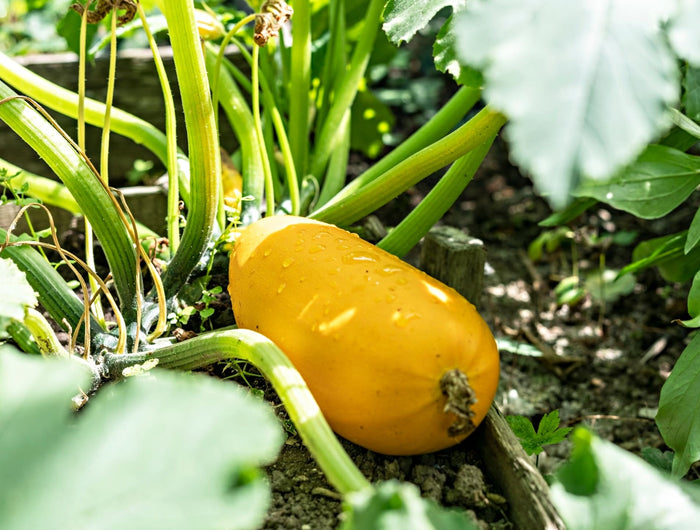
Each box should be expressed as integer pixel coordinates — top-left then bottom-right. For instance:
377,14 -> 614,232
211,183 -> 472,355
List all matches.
70,0 -> 137,26
254,0 -> 293,46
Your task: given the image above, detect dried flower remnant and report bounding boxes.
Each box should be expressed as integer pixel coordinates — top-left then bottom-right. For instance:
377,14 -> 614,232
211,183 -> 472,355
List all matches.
254,0 -> 293,46
70,0 -> 137,26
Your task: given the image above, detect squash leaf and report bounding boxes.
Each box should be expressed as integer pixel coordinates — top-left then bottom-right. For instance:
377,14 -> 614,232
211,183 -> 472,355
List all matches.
433,14 -> 482,87
341,480 -> 479,530
0,351 -> 283,530
382,0 -> 466,46
656,333 -> 700,478
453,0 -> 679,208
668,0 -> 700,67
552,428 -> 700,529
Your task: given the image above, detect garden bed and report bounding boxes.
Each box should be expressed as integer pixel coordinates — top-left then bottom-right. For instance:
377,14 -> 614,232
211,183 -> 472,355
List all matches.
3,47 -> 696,529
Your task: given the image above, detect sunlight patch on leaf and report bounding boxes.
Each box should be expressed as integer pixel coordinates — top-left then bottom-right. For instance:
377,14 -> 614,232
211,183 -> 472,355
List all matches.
668,0 -> 700,66
454,0 -> 678,208
383,0 -> 466,45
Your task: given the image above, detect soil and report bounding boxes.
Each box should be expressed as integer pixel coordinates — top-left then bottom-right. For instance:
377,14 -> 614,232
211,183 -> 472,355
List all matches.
205,138 -> 697,529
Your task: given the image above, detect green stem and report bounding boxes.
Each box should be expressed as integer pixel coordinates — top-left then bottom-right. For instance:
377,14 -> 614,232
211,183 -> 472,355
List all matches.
0,81 -> 139,315
252,45 -> 275,216
103,328 -> 371,496
320,85 -> 481,208
7,319 -> 42,355
377,135 -> 496,257
220,43 -> 300,215
289,0 -> 311,179
204,46 -> 264,225
23,307 -> 70,357
311,107 -> 507,227
309,0 -> 384,180
159,0 -> 220,298
139,2 -> 180,253
0,51 -> 191,205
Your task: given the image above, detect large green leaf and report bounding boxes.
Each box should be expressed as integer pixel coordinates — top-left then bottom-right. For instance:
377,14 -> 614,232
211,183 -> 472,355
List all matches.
454,0 -> 678,208
433,14 -> 482,87
668,0 -> 700,66
382,0 -> 466,45
0,351 -> 283,530
657,333 -> 700,478
551,428 -> 700,529
574,145 -> 700,219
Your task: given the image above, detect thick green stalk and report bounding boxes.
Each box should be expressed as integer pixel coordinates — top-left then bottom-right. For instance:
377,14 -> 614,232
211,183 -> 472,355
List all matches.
289,0 -> 311,179
0,51 -> 191,204
139,2 -> 180,253
159,0 -> 220,298
309,0 -> 385,180
311,107 -> 507,227
104,328 -> 371,496
377,136 -> 496,257
0,81 -> 138,314
320,85 -> 481,209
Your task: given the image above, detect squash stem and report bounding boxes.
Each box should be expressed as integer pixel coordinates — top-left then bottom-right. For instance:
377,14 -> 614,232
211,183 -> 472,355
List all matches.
311,107 -> 506,227
103,328 -> 372,496
377,134 -> 497,257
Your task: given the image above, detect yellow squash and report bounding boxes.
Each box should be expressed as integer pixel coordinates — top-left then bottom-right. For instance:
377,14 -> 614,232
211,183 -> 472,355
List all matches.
228,215 -> 500,455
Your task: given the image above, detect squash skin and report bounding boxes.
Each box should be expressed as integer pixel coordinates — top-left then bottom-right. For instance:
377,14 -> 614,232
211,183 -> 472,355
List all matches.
228,215 -> 500,455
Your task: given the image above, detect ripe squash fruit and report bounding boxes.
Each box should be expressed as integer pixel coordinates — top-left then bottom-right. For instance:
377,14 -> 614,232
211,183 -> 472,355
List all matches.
228,215 -> 500,455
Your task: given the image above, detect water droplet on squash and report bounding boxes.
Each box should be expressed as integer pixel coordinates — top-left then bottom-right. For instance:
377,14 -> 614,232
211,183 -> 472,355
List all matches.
342,252 -> 377,264
392,309 -> 419,328
380,267 -> 402,275
309,244 -> 326,254
396,277 -> 408,285
282,257 -> 294,268
277,283 -> 286,294
263,248 -> 271,257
